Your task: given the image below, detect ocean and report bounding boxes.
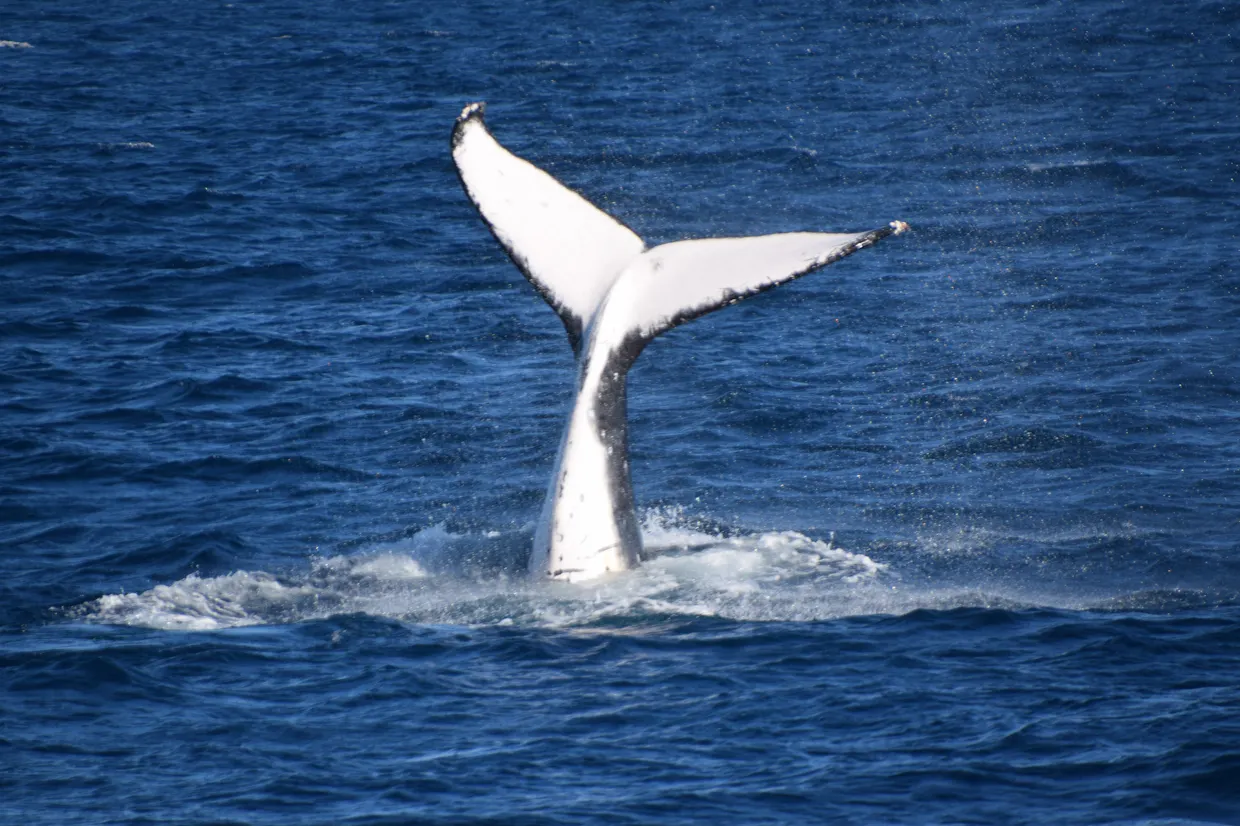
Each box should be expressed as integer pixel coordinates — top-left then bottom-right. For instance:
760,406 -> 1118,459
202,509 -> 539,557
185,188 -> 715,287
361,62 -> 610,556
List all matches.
3,0 -> 1239,823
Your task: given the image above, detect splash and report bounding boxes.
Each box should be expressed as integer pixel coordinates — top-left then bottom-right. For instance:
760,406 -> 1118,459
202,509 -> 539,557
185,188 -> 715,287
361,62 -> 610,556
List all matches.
78,513 -> 896,631
77,507 -> 1225,631
87,571 -> 320,631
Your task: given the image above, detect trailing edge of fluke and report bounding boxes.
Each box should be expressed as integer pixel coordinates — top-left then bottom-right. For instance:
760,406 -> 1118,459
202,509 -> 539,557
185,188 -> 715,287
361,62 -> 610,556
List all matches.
450,101 -> 908,582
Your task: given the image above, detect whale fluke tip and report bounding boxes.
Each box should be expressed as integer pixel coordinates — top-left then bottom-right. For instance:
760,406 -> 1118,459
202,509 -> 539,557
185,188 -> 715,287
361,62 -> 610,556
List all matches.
459,101 -> 486,122
890,220 -> 910,235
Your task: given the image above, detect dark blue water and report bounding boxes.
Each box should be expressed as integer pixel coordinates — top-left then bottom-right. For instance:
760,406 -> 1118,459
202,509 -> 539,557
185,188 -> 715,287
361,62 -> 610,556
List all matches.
4,1 -> 1239,823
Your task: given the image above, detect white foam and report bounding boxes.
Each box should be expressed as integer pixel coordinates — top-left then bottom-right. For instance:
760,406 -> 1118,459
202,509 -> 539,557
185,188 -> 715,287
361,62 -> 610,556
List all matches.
77,513 -> 902,630
97,141 -> 156,152
87,571 -> 318,631
79,502 -> 1211,631
83,510 -> 1176,631
313,551 -> 429,580
1026,159 -> 1108,173
533,529 -> 892,625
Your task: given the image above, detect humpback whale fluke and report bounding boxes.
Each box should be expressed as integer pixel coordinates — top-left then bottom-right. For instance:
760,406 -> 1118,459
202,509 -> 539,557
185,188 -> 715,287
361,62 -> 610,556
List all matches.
451,101 -> 908,582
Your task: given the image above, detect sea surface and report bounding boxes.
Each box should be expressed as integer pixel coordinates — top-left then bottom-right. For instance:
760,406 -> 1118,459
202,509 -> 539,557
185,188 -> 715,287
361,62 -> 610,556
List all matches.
3,1 -> 1239,823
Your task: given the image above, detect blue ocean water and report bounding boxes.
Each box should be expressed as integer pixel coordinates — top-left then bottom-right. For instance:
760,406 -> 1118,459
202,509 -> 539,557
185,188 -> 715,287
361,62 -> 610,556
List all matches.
3,0 -> 1239,822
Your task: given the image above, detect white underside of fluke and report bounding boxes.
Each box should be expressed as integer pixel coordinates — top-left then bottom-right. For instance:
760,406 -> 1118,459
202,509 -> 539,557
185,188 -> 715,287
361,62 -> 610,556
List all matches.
451,101 -> 908,582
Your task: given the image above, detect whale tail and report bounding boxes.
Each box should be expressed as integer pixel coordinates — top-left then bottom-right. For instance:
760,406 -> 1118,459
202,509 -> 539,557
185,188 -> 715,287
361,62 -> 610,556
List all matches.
451,102 -> 907,581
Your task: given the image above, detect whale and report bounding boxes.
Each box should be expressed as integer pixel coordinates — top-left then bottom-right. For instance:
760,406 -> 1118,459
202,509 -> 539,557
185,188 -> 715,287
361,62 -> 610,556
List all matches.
451,102 -> 908,582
